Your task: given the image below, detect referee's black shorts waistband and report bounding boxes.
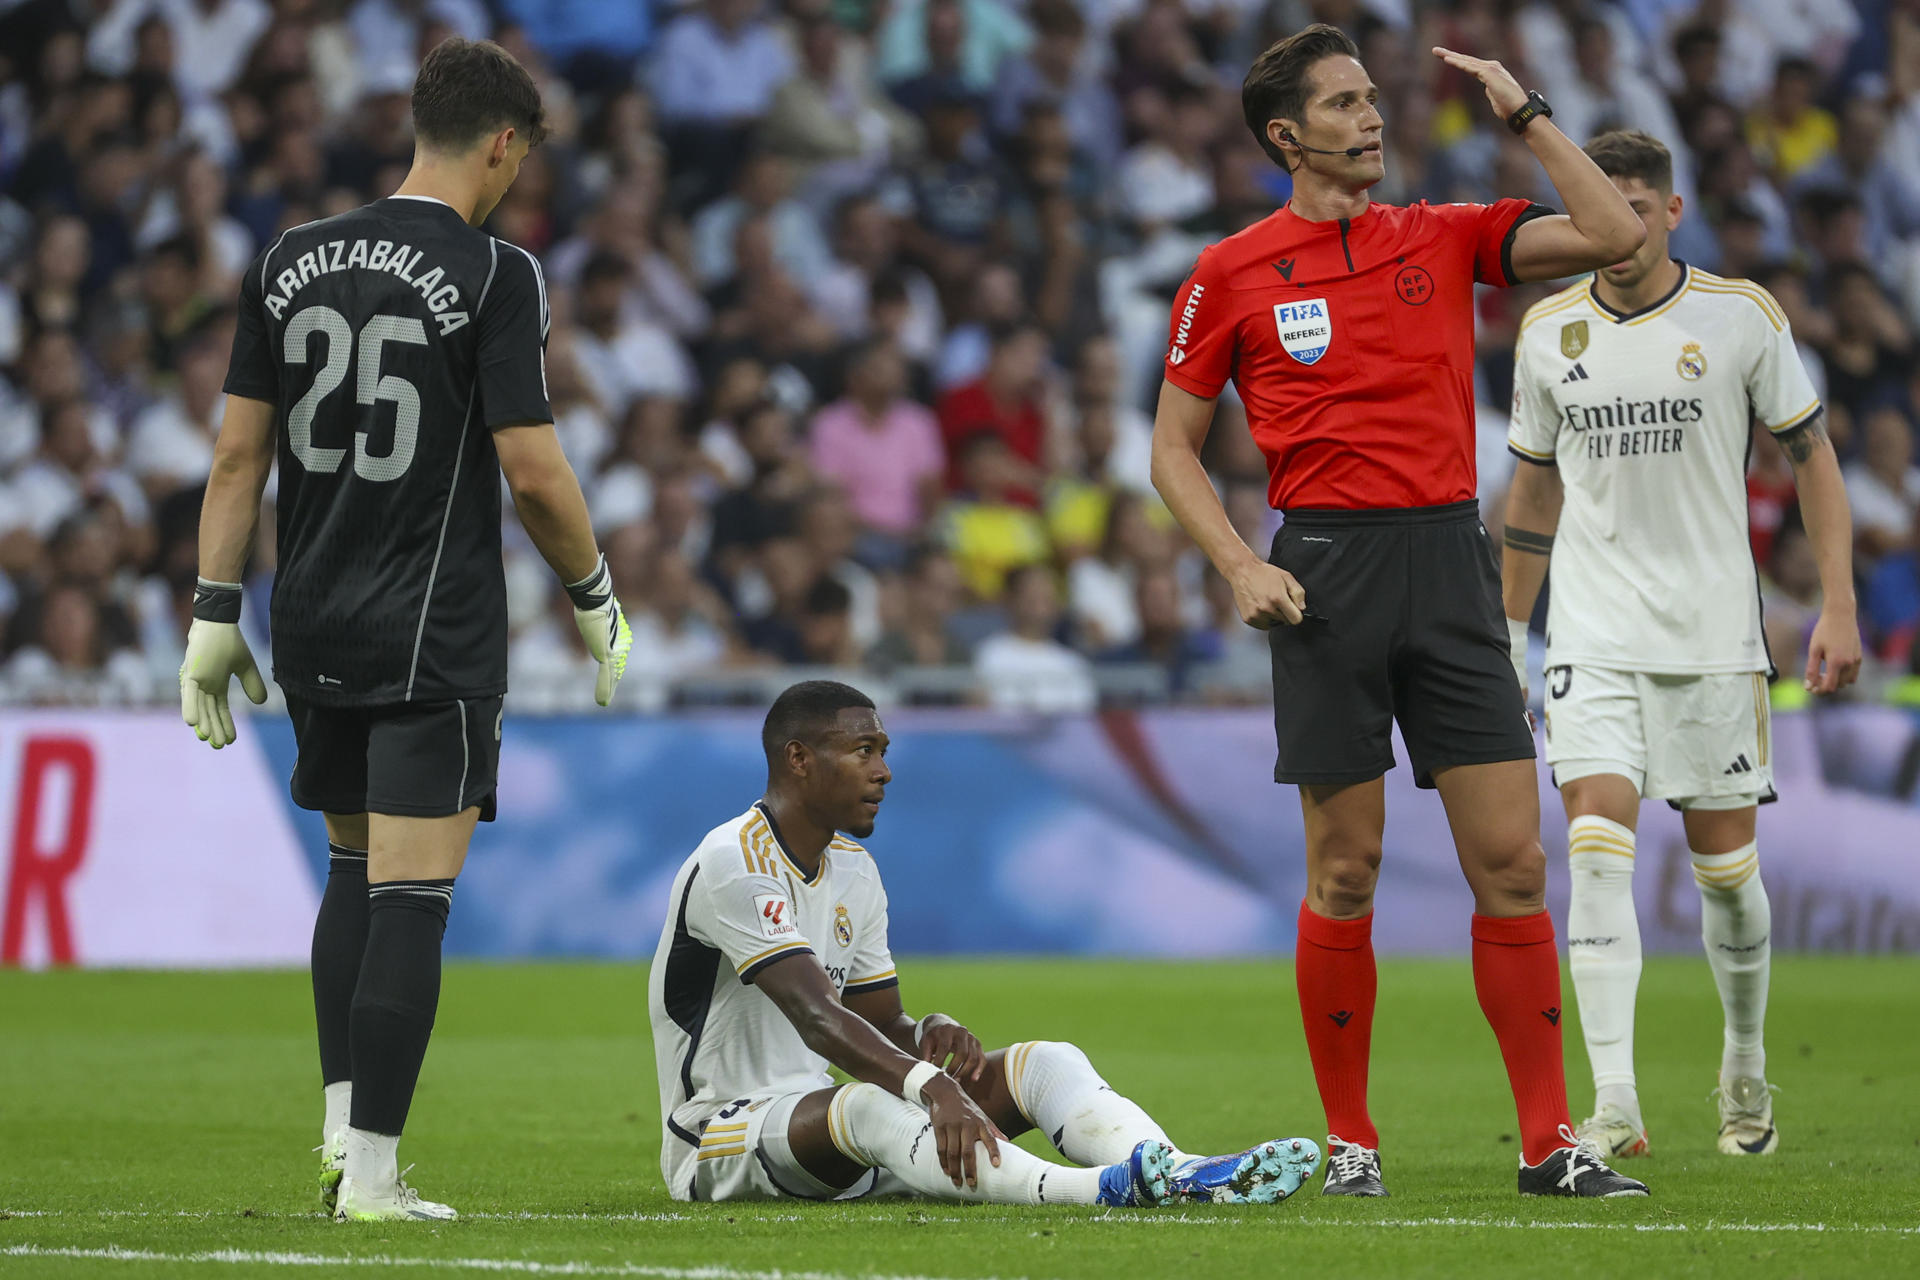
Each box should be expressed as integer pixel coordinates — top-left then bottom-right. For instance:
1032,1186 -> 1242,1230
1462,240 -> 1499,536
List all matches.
1278,499 -> 1481,529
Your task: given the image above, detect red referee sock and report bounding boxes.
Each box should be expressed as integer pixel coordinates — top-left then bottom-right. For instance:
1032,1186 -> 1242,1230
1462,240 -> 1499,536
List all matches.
1296,904 -> 1378,1150
1471,911 -> 1574,1165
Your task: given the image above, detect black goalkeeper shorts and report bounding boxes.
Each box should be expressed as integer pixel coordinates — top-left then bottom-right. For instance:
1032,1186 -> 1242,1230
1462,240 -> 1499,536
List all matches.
1267,500 -> 1535,789
286,695 -> 503,821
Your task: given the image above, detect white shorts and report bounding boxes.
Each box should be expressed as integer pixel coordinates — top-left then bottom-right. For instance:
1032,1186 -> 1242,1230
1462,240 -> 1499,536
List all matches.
1541,665 -> 1774,810
666,1089 -> 903,1203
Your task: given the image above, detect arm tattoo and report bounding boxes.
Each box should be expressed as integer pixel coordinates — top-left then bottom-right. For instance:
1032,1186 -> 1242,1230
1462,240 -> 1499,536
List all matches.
1504,526 -> 1555,556
1774,409 -> 1829,466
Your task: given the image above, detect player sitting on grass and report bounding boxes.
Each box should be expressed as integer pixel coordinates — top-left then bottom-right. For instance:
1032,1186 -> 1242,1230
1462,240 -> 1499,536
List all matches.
649,679 -> 1320,1207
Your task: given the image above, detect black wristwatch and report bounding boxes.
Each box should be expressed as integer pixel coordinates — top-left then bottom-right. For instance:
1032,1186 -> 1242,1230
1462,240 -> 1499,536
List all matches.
1507,89 -> 1552,135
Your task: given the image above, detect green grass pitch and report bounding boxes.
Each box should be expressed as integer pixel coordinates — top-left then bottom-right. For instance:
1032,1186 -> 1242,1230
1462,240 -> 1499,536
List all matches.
3,957 -> 1916,1279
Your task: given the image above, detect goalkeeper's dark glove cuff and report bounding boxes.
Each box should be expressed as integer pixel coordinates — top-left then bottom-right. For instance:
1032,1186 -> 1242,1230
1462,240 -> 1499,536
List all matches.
192,577 -> 244,624
564,554 -> 614,611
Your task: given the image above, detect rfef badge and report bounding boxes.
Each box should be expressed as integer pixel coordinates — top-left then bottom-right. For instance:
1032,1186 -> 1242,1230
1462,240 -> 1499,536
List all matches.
1560,320 -> 1589,359
1274,298 -> 1332,365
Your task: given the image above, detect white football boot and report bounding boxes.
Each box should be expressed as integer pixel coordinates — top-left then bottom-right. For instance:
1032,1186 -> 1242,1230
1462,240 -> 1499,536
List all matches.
332,1166 -> 458,1222
1575,1102 -> 1650,1158
1714,1077 -> 1779,1155
316,1131 -> 347,1213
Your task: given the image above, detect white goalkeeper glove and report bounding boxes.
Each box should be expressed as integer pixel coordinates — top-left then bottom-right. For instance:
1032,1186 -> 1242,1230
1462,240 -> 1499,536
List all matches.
179,578 -> 268,749
1508,616 -> 1531,700
566,554 -> 634,707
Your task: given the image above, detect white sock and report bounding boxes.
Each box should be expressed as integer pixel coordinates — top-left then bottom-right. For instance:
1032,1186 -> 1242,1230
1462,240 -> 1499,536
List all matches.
323,1082 -> 352,1145
1004,1040 -> 1196,1166
827,1082 -> 1106,1205
1566,816 -> 1642,1117
341,1126 -> 400,1188
1692,842 -> 1770,1083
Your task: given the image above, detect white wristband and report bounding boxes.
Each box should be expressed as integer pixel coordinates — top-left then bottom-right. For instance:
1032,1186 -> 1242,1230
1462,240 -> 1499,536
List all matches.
902,1061 -> 941,1103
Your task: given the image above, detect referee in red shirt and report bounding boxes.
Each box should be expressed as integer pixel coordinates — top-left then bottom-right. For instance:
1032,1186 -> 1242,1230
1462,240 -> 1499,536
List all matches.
1152,25 -> 1650,1198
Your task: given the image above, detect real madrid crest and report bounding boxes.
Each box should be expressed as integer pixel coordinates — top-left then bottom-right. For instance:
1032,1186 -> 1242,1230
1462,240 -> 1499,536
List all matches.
1560,320 -> 1589,359
1676,341 -> 1707,380
834,903 -> 852,947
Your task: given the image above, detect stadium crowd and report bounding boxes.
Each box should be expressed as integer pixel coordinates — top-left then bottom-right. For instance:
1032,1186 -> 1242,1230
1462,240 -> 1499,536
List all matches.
1,0 -> 1916,711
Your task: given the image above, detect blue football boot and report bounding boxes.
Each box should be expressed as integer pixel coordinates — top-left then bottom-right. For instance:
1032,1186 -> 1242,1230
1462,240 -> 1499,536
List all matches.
1169,1138 -> 1321,1204
1093,1139 -> 1176,1206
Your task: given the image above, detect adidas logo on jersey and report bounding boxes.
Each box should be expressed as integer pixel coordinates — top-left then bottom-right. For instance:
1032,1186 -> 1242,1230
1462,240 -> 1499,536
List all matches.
1562,362 -> 1590,383
1723,753 -> 1755,775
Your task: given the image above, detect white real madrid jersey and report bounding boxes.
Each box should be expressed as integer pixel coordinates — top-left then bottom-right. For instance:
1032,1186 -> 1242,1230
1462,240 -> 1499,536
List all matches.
1507,264 -> 1820,674
648,803 -> 898,1185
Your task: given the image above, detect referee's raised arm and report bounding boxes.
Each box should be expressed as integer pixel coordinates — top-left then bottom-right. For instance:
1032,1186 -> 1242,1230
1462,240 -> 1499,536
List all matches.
1431,47 -> 1646,280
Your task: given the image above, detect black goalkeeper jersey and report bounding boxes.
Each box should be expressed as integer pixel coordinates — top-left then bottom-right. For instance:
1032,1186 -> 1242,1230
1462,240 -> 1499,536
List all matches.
223,196 -> 551,707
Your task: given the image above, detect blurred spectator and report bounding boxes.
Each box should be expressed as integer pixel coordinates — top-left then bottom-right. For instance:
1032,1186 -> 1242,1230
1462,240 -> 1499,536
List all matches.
126,322 -> 227,494
1820,264 -> 1913,422
940,432 -> 1049,599
647,0 -> 793,130
901,84 -> 1009,292
797,574 -> 861,666
809,339 -> 946,558
762,12 -> 923,205
1553,16 -> 1694,204
934,262 -> 1024,390
4,398 -> 149,543
868,544 -> 969,669
937,321 -> 1050,499
0,578 -> 148,705
1747,56 -> 1839,181
1761,518 -> 1824,675
1117,82 -> 1220,230
793,485 -> 883,650
990,0 -> 1121,168
627,547 -> 730,686
1100,566 -> 1222,695
974,562 -> 1095,712
879,0 -> 1031,98
1068,491 -> 1165,651
691,151 -> 832,290
1654,3 -> 1777,109
1795,96 -> 1920,267
570,251 -> 697,412
88,0 -> 273,101
1846,405 -> 1920,558
708,399 -> 812,581
140,234 -> 213,373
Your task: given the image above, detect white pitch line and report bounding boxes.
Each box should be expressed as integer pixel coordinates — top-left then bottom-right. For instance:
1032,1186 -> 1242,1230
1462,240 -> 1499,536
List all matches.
4,1209 -> 1915,1234
0,1245 -> 1003,1280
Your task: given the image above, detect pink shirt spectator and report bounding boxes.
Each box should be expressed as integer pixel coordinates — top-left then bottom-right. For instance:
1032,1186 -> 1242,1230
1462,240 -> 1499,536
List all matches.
808,397 -> 944,535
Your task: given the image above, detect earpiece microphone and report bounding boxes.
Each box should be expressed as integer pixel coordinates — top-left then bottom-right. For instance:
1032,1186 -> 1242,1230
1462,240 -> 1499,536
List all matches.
1282,130 -> 1369,159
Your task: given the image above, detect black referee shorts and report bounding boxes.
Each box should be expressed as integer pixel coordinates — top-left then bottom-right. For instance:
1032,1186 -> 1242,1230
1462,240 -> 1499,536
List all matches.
286,695 -> 503,822
1267,499 -> 1534,789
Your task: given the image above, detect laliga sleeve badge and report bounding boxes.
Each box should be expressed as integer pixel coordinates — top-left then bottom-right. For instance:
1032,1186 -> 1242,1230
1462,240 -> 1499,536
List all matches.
1560,320 -> 1589,359
753,893 -> 799,941
1677,341 -> 1707,380
1273,298 -> 1332,365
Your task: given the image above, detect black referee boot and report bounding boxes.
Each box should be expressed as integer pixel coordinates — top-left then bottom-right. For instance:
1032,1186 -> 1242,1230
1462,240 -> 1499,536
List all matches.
1321,1139 -> 1388,1196
1518,1137 -> 1650,1198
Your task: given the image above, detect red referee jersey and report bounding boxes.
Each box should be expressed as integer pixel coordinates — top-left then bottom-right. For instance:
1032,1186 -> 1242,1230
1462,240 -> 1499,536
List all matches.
1164,198 -> 1550,511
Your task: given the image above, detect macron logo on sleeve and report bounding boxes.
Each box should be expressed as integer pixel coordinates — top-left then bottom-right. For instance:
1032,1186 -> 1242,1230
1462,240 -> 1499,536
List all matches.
753,893 -> 799,941
1169,283 -> 1205,364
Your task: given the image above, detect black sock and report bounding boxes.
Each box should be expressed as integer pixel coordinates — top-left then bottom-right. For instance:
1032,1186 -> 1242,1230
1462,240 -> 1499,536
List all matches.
348,880 -> 454,1136
311,843 -> 369,1087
